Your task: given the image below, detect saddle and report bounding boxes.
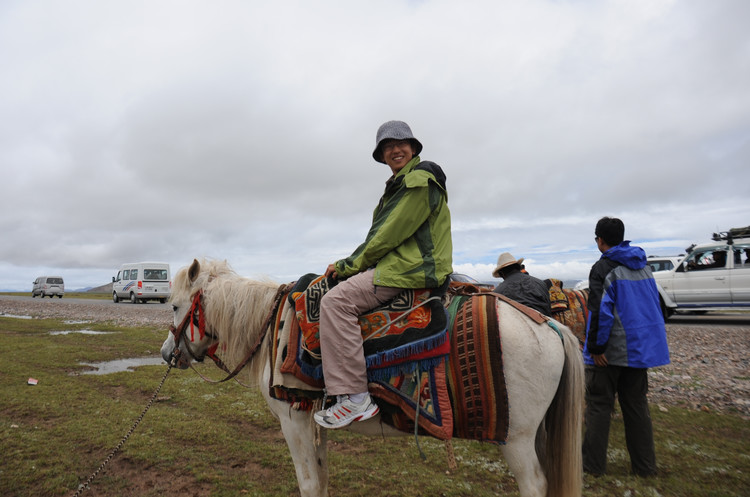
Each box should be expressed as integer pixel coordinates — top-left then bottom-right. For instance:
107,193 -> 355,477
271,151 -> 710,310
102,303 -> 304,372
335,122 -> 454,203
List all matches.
281,273 -> 450,384
546,278 -> 569,313
544,279 -> 588,347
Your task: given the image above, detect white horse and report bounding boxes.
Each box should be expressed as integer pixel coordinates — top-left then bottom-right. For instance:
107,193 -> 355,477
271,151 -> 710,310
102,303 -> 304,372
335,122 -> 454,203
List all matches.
161,259 -> 584,497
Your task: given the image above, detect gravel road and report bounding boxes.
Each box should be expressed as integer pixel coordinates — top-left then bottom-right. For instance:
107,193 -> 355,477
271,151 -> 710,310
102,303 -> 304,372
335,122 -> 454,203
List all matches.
2,295 -> 748,418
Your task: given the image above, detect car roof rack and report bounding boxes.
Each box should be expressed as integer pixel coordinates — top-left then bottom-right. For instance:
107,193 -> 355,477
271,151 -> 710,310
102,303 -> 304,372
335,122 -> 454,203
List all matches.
711,225 -> 750,244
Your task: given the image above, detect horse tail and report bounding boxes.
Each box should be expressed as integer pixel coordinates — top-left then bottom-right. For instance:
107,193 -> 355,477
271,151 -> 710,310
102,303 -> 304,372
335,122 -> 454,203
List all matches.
537,323 -> 584,497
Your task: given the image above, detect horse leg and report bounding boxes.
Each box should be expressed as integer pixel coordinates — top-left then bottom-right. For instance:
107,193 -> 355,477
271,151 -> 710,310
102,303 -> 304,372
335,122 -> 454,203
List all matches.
276,404 -> 329,497
261,363 -> 329,497
501,434 -> 546,497
496,305 -> 568,497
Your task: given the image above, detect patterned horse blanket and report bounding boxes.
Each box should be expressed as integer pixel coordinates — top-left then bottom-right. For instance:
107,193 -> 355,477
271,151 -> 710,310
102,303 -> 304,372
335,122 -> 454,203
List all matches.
372,292 -> 512,443
546,279 -> 589,347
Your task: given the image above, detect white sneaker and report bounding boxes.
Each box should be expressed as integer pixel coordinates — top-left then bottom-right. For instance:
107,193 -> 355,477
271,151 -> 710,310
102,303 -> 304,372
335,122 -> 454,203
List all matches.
314,394 -> 380,429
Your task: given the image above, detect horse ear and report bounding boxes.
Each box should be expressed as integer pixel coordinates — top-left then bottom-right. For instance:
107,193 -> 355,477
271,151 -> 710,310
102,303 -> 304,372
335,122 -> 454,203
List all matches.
188,259 -> 201,283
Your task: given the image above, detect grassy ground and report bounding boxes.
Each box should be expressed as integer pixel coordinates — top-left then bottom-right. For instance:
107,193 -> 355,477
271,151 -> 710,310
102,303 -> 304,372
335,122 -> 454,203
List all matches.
1,316 -> 748,497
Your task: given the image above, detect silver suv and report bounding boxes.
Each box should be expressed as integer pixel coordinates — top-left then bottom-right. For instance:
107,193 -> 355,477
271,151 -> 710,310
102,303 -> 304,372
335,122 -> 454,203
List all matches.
653,229 -> 750,319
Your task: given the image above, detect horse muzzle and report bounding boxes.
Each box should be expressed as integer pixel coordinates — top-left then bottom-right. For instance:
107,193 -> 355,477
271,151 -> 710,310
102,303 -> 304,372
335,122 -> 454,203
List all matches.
161,336 -> 190,369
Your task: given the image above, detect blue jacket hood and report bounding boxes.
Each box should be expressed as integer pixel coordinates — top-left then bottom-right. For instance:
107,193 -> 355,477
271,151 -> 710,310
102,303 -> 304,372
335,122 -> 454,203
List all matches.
602,241 -> 647,270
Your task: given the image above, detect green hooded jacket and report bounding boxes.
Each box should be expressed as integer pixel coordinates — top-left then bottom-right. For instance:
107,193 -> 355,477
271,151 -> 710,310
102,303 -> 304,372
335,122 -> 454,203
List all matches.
334,156 -> 453,288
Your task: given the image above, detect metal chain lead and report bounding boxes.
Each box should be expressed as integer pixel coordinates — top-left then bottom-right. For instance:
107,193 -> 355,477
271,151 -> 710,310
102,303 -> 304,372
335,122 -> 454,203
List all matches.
72,361 -> 174,496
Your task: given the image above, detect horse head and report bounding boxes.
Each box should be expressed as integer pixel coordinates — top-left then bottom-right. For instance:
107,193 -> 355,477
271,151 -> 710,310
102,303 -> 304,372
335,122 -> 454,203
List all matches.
161,259 -> 217,369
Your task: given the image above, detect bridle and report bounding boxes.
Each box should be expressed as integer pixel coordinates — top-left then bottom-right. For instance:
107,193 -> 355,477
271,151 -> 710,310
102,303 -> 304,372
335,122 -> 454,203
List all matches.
169,290 -> 213,360
168,284 -> 293,383
168,289 -> 242,382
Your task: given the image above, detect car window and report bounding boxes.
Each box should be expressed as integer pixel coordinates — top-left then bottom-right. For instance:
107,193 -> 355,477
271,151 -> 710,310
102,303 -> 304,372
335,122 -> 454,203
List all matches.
144,269 -> 168,280
685,248 -> 728,271
47,278 -> 63,284
733,245 -> 750,266
648,261 -> 673,272
130,269 -> 138,280
123,270 -> 130,279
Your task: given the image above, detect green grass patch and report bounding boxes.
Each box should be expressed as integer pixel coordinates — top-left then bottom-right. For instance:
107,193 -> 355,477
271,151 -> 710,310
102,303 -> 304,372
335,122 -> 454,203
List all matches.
1,316 -> 748,496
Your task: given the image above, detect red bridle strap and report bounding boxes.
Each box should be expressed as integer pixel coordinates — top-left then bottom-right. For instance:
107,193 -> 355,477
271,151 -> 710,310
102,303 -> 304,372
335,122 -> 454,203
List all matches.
169,290 -> 204,348
189,290 -> 205,342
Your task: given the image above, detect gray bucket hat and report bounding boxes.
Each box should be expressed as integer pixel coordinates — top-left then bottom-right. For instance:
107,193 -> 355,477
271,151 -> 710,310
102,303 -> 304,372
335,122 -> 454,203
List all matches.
372,120 -> 423,164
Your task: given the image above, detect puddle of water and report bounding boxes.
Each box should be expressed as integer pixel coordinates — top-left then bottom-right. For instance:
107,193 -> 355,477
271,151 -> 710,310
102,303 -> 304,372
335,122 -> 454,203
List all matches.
80,357 -> 166,375
50,329 -> 114,336
63,320 -> 91,324
0,313 -> 33,319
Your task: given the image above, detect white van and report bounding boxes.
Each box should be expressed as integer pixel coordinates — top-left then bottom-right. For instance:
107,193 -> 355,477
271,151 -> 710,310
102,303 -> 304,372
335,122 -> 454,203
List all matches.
112,262 -> 171,304
32,276 -> 65,298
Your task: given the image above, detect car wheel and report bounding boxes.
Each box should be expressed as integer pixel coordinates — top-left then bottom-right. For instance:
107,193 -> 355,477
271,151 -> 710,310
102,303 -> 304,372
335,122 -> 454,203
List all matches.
660,298 -> 673,322
41,292 -> 45,298
130,292 -> 137,304
58,295 -> 62,299
160,298 -> 166,304
32,293 -> 36,298
113,292 -> 119,303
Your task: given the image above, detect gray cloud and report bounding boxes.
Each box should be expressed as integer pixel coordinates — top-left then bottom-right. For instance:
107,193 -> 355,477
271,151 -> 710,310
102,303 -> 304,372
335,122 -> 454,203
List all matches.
1,0 -> 749,291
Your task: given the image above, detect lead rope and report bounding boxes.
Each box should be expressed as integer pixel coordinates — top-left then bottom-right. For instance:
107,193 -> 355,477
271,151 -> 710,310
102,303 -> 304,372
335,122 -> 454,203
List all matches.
71,360 -> 174,496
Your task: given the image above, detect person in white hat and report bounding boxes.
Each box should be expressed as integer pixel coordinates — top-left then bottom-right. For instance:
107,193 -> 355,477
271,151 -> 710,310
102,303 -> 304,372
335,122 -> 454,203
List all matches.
314,120 -> 453,429
492,252 -> 551,315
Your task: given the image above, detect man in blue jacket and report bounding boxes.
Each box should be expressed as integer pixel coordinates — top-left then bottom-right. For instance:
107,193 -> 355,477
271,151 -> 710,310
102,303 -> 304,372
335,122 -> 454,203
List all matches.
583,217 -> 670,477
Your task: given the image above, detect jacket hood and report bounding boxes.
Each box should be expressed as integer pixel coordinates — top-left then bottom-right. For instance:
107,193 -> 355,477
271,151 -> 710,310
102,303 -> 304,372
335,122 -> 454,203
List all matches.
414,160 -> 447,191
602,241 -> 647,270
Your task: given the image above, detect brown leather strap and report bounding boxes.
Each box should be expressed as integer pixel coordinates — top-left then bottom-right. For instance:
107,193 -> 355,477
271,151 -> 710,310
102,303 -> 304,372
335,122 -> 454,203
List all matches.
486,292 -> 548,324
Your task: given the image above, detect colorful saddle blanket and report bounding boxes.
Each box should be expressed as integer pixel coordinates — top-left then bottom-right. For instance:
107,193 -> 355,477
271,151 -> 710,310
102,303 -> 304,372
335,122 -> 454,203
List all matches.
372,293 -> 510,442
269,281 -> 514,443
282,274 -> 450,383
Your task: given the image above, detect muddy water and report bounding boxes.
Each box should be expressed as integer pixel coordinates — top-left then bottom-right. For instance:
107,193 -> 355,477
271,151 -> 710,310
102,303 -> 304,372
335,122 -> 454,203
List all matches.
80,357 -> 166,375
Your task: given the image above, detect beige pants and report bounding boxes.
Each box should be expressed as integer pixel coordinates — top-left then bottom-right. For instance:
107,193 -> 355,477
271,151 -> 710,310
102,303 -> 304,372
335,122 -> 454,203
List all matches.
319,269 -> 404,395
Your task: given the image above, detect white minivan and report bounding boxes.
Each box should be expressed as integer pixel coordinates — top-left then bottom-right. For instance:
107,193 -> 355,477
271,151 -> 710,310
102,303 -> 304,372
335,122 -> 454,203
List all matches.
112,262 -> 171,304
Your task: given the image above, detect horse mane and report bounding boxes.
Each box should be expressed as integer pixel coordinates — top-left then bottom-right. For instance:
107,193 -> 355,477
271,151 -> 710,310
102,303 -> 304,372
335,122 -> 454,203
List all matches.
172,258 -> 281,380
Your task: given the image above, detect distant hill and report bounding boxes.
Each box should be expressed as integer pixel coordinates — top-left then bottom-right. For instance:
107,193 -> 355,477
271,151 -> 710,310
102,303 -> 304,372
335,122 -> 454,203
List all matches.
87,282 -> 113,294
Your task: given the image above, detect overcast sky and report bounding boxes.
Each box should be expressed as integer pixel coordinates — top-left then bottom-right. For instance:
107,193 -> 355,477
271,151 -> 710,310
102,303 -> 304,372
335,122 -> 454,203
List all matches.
1,0 -> 749,291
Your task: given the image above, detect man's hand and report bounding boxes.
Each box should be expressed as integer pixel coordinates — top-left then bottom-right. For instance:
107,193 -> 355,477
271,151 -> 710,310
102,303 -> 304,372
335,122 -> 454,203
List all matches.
324,264 -> 338,279
592,353 -> 608,367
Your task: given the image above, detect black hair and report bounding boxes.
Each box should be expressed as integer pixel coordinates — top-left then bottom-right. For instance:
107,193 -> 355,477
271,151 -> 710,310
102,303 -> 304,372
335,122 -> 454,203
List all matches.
595,217 -> 625,247
499,263 -> 522,278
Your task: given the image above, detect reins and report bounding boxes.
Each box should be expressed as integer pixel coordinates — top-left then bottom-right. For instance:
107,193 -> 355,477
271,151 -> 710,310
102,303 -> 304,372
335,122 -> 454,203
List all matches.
170,283 -> 293,384
71,359 -> 174,496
